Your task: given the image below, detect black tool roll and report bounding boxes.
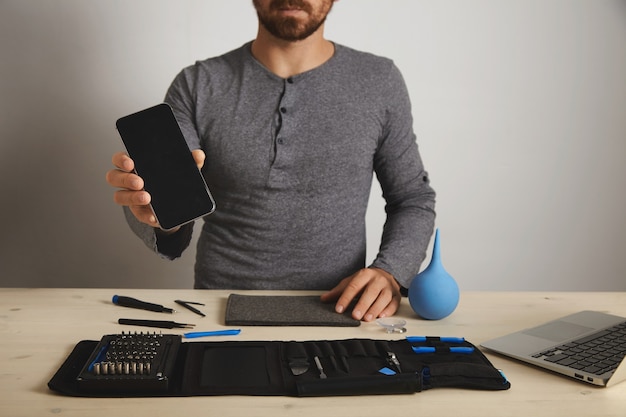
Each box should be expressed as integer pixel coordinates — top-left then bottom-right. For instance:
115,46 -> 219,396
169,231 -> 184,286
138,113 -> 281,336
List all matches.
48,336 -> 510,397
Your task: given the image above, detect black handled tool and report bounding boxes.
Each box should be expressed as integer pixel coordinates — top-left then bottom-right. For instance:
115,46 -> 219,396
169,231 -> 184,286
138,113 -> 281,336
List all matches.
112,295 -> 175,313
118,318 -> 195,329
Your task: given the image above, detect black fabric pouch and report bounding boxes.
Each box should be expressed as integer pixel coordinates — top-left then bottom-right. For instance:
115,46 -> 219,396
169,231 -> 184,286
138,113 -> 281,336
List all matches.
48,336 -> 510,397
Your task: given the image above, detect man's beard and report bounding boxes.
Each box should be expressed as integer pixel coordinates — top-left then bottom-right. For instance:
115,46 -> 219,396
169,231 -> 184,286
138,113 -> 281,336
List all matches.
254,0 -> 334,42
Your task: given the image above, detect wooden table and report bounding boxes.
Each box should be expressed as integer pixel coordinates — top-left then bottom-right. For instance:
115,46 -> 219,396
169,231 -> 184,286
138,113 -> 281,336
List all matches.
1,288 -> 625,417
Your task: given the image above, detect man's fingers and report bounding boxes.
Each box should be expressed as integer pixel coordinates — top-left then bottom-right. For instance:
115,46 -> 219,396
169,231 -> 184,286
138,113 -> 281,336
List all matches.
113,189 -> 151,206
107,151 -> 157,228
106,169 -> 144,190
333,275 -> 367,315
112,152 -> 133,171
191,149 -> 206,169
106,152 -> 142,190
354,284 -> 400,321
329,268 -> 402,321
349,277 -> 389,321
130,205 -> 159,227
378,295 -> 402,319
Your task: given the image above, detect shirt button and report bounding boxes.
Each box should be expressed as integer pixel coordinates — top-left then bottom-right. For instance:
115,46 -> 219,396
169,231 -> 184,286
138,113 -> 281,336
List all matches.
280,107 -> 287,114
287,77 -> 294,84
277,138 -> 284,144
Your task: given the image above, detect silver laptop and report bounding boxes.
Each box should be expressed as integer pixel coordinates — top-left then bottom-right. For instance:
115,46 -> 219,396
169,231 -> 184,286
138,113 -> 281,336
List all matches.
481,310 -> 626,387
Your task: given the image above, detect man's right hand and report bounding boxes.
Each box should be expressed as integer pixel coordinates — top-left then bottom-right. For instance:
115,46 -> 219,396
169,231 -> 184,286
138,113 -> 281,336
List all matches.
105,149 -> 206,228
105,151 -> 158,227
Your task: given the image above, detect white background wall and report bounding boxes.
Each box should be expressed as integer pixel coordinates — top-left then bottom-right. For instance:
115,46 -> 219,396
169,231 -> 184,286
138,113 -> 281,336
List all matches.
1,0 -> 625,291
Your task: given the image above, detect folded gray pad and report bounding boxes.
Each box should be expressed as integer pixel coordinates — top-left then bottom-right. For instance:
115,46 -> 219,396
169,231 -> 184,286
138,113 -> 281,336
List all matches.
225,294 -> 360,327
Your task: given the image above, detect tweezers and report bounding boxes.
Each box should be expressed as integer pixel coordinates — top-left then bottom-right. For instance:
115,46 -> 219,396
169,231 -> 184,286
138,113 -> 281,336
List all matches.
118,318 -> 195,329
175,300 -> 206,317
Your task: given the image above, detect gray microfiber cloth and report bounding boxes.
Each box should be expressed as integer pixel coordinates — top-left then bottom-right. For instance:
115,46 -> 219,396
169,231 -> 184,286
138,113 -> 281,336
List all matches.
225,294 -> 361,327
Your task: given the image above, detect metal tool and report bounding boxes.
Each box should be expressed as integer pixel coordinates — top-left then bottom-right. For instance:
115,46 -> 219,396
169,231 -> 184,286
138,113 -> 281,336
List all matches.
386,351 -> 402,373
287,341 -> 310,376
174,300 -> 206,317
387,352 -> 402,373
289,358 -> 310,376
314,356 -> 327,379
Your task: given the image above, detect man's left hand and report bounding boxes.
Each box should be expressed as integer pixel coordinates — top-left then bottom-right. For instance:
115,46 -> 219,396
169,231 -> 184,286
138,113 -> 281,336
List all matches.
320,267 -> 402,322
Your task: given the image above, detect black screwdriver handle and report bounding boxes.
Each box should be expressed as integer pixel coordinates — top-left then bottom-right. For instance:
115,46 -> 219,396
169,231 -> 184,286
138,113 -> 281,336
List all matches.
112,295 -> 173,313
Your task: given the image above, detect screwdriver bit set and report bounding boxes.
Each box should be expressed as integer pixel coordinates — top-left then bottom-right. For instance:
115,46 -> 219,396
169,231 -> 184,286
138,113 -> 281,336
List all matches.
76,332 -> 181,394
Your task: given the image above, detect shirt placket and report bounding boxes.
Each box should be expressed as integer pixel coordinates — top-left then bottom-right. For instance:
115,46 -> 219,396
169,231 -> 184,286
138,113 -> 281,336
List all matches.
267,76 -> 297,189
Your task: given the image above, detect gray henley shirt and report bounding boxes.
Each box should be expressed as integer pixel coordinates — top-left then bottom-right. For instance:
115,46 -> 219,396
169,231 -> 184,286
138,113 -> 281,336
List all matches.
124,42 -> 436,290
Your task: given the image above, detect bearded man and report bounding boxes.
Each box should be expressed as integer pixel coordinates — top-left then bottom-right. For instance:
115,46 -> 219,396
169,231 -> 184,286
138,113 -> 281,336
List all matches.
106,0 -> 436,321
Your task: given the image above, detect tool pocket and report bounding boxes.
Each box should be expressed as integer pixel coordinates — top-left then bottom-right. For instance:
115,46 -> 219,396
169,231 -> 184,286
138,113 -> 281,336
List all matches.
181,341 -> 285,395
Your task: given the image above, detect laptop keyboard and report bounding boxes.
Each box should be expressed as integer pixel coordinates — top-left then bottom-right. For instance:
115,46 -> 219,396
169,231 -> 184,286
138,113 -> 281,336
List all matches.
533,321 -> 626,376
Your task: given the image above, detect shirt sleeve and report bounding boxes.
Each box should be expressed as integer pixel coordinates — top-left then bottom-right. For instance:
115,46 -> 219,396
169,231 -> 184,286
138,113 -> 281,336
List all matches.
369,64 -> 436,289
163,66 -> 202,151
122,207 -> 194,260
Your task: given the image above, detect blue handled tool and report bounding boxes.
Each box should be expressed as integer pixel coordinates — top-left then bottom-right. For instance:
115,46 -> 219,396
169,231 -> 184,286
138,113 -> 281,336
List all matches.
406,336 -> 465,344
412,346 -> 475,354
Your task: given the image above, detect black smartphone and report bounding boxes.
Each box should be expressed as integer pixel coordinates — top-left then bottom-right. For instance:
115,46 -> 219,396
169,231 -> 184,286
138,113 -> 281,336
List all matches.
115,103 -> 215,231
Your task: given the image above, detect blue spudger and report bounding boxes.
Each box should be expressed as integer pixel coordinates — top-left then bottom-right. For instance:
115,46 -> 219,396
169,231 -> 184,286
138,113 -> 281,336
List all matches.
184,329 -> 241,338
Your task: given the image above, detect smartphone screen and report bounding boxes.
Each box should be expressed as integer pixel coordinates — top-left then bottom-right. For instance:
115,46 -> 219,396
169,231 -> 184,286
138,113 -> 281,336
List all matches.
115,103 -> 215,230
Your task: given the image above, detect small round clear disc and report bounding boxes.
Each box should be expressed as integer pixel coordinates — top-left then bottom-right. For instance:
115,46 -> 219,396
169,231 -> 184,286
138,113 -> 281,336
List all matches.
376,317 -> 407,334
